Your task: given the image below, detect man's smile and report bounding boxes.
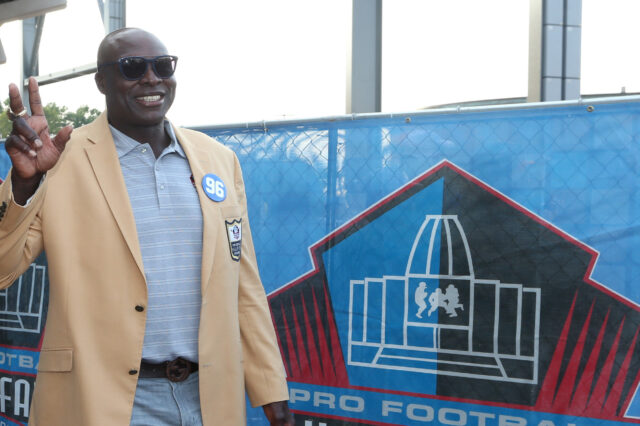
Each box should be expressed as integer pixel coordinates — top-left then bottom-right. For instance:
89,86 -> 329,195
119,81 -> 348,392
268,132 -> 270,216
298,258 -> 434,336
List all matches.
135,94 -> 164,106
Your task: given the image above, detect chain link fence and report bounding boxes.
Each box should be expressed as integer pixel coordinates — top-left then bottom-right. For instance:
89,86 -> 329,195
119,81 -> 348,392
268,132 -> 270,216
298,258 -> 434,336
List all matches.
2,97 -> 640,424
202,98 -> 640,424
201,99 -> 640,301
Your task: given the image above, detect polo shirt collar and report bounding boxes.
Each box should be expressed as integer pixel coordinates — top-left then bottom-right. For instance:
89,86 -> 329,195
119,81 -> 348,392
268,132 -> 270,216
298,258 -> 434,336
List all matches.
109,120 -> 186,159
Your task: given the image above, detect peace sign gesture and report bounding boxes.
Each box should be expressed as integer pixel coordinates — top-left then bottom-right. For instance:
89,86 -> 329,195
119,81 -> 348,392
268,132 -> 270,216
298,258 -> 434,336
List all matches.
5,77 -> 73,204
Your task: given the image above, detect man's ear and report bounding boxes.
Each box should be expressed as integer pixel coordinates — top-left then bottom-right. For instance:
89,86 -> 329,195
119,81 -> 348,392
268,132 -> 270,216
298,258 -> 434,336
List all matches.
95,72 -> 107,95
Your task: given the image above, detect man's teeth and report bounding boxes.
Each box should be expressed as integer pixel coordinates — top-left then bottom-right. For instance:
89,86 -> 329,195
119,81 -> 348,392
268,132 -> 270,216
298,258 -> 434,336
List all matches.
138,95 -> 161,102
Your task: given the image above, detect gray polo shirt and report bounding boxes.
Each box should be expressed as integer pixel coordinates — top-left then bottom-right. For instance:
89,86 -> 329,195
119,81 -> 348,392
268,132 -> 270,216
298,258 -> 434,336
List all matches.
110,122 -> 203,363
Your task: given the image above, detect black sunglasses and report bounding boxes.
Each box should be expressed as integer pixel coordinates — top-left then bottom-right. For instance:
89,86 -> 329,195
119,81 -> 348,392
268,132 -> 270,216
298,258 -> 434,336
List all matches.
98,55 -> 178,81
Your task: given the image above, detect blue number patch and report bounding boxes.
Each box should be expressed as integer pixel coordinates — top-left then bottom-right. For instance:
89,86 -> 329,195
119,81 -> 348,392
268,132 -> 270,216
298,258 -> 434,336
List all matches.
202,173 -> 227,202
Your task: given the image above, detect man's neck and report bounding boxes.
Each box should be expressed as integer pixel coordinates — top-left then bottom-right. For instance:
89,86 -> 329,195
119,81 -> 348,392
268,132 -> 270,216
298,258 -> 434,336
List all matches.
110,121 -> 171,158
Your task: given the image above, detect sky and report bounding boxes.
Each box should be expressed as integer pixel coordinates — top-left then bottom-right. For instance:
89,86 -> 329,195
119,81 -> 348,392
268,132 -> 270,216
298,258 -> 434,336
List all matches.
0,0 -> 639,128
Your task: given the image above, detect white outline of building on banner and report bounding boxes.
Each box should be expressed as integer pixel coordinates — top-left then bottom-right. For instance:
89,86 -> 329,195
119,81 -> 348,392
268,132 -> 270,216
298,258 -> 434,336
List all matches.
348,215 -> 542,384
0,263 -> 46,334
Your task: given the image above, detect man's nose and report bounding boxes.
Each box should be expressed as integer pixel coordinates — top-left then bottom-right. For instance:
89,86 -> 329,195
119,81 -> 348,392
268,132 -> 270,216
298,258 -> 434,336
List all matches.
139,63 -> 161,85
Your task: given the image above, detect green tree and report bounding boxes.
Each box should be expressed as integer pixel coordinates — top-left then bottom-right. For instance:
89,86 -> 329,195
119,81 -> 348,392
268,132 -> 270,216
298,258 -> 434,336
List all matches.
0,98 -> 100,139
0,98 -> 10,139
42,102 -> 69,135
64,105 -> 101,129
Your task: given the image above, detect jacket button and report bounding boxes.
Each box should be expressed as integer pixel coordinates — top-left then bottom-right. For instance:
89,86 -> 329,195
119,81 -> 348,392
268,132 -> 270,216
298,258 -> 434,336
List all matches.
129,369 -> 138,375
135,305 -> 144,312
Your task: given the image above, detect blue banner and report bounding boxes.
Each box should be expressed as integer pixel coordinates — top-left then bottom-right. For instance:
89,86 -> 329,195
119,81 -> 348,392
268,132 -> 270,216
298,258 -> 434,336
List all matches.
204,100 -> 640,425
2,99 -> 640,424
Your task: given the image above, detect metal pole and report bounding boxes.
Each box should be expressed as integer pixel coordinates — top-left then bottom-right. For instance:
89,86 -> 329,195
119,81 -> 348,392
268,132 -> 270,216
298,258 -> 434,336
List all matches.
98,0 -> 126,34
326,126 -> 338,234
527,0 -> 543,102
21,15 -> 45,107
102,0 -> 110,33
528,0 -> 582,102
347,0 -> 382,113
563,0 -> 582,100
197,94 -> 640,132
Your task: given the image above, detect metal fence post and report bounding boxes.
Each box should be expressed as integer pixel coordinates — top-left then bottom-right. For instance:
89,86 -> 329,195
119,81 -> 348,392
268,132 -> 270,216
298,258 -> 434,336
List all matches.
326,125 -> 339,235
528,0 -> 582,102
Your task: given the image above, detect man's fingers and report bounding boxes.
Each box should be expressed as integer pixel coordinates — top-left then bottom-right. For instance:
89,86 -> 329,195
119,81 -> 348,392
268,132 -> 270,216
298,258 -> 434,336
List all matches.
7,83 -> 27,117
11,117 -> 42,149
27,77 -> 44,116
52,125 -> 73,152
5,134 -> 37,158
7,78 -> 44,119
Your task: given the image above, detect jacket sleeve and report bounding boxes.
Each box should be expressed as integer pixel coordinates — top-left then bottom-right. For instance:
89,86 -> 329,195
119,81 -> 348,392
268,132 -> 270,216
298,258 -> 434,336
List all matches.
0,169 -> 46,289
233,153 -> 290,407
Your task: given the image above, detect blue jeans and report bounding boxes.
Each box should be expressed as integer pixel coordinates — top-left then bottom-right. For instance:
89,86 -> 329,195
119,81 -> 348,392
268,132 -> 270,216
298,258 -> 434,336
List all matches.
130,372 -> 203,425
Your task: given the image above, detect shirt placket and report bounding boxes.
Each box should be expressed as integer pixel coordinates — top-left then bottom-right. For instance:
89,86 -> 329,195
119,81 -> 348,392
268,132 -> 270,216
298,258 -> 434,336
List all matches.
132,144 -> 165,208
155,150 -> 173,209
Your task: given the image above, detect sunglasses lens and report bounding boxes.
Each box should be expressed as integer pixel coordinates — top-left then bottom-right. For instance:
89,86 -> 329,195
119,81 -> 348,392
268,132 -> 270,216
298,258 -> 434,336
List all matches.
154,56 -> 177,78
114,56 -> 177,80
120,57 -> 148,80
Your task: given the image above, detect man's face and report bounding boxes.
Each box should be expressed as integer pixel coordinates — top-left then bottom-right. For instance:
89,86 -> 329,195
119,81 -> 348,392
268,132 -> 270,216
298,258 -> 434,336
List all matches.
96,31 -> 176,130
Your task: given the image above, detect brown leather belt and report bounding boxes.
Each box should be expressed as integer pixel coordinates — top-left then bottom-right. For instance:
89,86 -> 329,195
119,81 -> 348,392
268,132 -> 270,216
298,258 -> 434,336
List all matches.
139,357 -> 198,382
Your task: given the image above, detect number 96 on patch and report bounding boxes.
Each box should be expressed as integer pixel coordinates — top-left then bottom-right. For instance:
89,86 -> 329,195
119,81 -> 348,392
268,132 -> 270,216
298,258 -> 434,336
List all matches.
202,173 -> 227,202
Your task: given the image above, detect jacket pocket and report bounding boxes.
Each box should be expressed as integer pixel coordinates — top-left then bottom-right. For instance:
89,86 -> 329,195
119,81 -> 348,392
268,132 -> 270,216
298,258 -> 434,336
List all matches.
38,348 -> 73,372
220,204 -> 241,220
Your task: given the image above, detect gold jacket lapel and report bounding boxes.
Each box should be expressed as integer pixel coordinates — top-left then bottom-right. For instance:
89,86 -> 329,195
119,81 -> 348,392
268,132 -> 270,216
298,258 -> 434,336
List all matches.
172,125 -> 218,296
83,112 -> 145,277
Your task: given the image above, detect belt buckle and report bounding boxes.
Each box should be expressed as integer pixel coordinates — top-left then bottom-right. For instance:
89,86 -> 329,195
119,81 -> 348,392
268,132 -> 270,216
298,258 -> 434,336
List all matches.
166,358 -> 190,382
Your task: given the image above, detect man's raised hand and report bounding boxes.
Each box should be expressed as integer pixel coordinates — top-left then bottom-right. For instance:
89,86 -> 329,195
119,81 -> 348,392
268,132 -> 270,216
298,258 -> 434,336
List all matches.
5,77 -> 73,204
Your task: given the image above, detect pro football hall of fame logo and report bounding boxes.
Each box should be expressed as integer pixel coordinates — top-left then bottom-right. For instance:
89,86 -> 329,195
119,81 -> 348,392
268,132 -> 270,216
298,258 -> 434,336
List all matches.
269,161 -> 640,426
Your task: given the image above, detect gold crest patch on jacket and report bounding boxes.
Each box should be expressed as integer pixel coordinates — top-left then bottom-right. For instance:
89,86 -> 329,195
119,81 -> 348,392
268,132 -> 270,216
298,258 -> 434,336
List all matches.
225,219 -> 242,261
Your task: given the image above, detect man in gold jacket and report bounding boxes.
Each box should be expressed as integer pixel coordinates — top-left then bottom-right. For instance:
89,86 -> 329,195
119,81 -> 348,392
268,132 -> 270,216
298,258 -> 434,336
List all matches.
0,28 -> 292,425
